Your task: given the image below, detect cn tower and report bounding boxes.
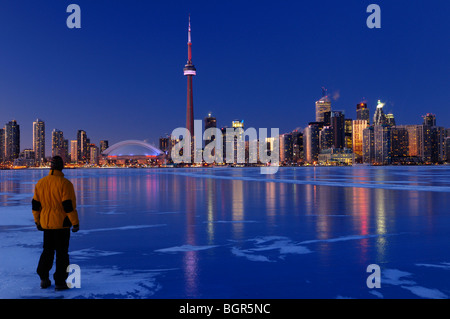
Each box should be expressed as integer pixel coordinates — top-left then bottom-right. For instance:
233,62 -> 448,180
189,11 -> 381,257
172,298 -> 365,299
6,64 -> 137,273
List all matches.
184,15 -> 196,138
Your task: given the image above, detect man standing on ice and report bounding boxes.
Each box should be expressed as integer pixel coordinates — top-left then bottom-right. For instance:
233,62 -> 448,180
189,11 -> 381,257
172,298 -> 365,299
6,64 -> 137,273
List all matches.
32,156 -> 80,291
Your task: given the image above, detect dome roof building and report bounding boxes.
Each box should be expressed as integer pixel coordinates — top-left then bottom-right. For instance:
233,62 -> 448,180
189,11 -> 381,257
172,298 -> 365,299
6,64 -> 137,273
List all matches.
101,140 -> 165,165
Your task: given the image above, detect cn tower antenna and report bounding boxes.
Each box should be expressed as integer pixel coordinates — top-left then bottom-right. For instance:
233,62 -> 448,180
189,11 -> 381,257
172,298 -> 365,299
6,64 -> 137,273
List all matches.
187,15 -> 193,63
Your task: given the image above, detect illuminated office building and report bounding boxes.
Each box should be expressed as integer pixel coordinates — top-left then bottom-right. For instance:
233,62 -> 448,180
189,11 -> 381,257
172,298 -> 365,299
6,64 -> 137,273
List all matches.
356,102 -> 370,124
353,120 -> 368,158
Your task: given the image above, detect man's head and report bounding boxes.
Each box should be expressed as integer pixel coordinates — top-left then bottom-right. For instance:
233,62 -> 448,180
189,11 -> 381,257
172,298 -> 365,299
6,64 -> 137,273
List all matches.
50,156 -> 64,171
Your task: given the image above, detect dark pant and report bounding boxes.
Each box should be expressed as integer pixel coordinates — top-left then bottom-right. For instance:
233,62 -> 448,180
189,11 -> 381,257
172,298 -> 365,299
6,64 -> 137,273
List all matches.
37,229 -> 70,285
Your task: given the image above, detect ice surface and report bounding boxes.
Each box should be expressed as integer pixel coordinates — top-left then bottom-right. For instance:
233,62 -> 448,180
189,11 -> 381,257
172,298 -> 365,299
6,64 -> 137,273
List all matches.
155,245 -> 219,253
1,167 -> 450,298
400,285 -> 448,299
381,268 -> 449,299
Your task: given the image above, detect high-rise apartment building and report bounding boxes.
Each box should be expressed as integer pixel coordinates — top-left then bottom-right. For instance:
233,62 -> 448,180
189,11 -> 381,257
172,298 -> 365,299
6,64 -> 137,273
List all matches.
51,129 -> 64,158
4,120 -> 20,163
159,135 -> 170,154
100,140 -> 109,154
303,123 -> 321,164
77,130 -> 88,163
396,125 -> 422,158
70,140 -> 78,163
33,119 -> 45,163
279,133 -> 293,164
90,144 -> 99,165
292,130 -> 303,163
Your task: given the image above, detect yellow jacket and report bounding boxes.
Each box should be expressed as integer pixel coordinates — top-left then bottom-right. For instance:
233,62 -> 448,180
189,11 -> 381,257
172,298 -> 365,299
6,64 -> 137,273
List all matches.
32,170 -> 79,230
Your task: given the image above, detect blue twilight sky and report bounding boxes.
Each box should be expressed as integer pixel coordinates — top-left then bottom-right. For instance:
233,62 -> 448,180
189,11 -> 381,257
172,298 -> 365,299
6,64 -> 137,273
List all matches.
0,0 -> 449,154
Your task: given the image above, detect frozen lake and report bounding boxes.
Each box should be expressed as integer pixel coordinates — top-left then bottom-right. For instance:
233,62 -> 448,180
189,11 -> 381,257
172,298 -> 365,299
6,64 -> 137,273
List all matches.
1,166 -> 450,299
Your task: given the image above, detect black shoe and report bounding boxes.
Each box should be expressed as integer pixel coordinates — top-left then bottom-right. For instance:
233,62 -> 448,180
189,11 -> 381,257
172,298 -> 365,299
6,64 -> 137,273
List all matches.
55,283 -> 70,291
40,278 -> 51,289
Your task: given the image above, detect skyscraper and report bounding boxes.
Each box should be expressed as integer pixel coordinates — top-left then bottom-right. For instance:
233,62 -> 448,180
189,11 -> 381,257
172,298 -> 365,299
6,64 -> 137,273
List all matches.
315,89 -> 331,123
204,113 -> 217,150
445,137 -> 450,162
231,120 -> 245,164
319,126 -> 334,150
356,102 -> 370,124
100,140 -> 109,154
0,128 -> 4,163
374,125 -> 391,165
159,136 -> 170,154
386,113 -> 396,127
423,113 -> 436,127
292,130 -> 303,163
331,111 -> 345,149
303,123 -> 321,164
4,120 -> 20,163
184,16 -> 196,140
33,119 -> 45,163
63,139 -> 69,162
396,125 -> 422,158
70,140 -> 78,163
51,129 -> 64,158
353,120 -> 368,158
90,144 -> 99,165
391,127 -> 409,161
279,133 -> 293,164
345,118 -> 353,150
373,100 -> 387,126
77,130 -> 88,163
363,126 -> 375,164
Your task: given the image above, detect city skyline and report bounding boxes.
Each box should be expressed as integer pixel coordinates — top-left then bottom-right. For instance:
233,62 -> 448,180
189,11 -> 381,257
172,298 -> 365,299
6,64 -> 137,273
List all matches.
0,1 -> 449,153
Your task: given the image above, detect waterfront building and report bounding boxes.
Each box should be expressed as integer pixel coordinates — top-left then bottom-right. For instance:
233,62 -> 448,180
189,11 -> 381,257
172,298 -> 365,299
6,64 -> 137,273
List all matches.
352,120 -> 368,158
77,130 -> 88,163
303,122 -> 321,164
51,129 -> 65,158
362,126 -> 375,164
356,102 -> 370,124
374,125 -> 391,165
315,88 -> 331,123
331,111 -> 345,149
33,119 -> 45,163
4,120 -> 20,163
391,127 -> 409,162
373,100 -> 387,126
